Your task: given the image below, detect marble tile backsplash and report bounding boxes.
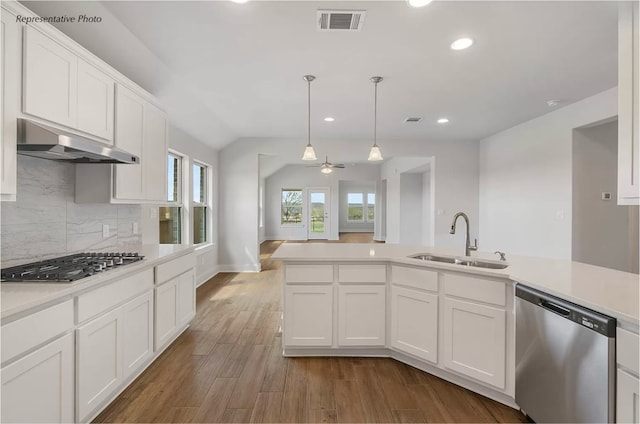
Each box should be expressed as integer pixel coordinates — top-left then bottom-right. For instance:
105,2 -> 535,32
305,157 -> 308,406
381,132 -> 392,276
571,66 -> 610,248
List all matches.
1,156 -> 142,267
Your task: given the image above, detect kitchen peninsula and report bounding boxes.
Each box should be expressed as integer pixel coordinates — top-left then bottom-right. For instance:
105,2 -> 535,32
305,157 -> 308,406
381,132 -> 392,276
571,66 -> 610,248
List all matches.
272,242 -> 639,409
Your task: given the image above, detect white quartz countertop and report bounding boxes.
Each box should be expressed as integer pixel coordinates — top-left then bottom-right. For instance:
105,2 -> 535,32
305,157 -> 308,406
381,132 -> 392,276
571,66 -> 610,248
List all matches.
272,243 -> 640,326
1,244 -> 195,321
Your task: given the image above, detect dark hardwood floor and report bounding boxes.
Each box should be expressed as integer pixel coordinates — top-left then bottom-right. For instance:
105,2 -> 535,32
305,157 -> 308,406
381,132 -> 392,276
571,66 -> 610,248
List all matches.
94,235 -> 527,423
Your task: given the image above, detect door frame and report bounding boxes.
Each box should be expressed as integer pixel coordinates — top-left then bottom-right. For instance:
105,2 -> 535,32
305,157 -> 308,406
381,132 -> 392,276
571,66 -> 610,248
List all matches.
307,187 -> 330,239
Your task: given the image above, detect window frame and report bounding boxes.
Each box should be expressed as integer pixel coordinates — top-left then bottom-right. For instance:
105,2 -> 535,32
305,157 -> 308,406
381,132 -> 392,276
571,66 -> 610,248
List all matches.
346,192 -> 365,223
192,160 -> 212,246
281,188 -> 304,226
160,149 -> 189,244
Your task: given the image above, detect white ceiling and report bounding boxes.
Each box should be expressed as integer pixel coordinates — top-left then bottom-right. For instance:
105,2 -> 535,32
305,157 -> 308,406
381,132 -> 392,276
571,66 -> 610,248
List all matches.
22,1 -> 618,150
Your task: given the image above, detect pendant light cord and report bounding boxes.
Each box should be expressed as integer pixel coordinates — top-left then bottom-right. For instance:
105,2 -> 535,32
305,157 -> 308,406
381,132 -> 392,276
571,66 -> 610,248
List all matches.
307,79 -> 311,147
373,80 -> 378,147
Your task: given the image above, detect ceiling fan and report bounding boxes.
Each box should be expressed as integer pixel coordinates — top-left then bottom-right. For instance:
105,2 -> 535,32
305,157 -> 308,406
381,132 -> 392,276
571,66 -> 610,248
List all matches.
307,156 -> 345,174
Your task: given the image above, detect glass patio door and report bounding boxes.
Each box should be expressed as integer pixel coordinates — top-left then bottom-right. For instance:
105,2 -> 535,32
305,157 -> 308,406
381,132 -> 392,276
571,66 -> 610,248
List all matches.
308,188 -> 330,239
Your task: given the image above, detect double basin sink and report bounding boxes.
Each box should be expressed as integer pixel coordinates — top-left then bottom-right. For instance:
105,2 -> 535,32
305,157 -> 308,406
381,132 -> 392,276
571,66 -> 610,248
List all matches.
409,253 -> 508,269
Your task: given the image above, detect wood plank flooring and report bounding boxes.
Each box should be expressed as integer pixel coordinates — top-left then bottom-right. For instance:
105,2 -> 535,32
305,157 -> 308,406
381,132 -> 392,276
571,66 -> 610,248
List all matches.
94,235 -> 527,423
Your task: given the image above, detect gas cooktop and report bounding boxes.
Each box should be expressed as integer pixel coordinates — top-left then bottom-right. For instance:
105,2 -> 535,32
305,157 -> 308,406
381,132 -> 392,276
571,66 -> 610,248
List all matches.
1,252 -> 144,283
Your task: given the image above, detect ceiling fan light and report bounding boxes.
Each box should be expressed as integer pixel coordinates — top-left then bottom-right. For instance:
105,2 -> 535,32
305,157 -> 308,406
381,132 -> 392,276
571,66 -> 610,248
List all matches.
302,144 -> 317,161
368,145 -> 383,161
320,166 -> 333,174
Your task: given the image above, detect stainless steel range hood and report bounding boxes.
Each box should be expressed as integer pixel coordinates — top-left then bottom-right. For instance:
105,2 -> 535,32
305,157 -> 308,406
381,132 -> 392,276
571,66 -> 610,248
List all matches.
17,119 -> 139,164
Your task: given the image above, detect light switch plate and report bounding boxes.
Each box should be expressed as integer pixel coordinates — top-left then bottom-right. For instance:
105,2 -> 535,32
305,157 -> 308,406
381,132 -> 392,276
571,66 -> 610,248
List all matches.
102,224 -> 109,238
132,222 -> 138,234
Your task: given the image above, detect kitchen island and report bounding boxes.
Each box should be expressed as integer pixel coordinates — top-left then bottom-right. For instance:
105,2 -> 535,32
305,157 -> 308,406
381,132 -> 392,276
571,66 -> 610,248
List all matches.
272,242 -> 639,414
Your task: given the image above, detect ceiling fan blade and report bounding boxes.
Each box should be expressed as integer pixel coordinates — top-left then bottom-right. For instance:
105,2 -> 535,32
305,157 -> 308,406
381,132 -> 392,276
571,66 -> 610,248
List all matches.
332,164 -> 346,168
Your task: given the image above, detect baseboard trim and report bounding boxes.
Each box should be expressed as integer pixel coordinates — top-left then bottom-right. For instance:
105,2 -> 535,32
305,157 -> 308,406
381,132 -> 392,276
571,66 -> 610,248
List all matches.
216,264 -> 260,273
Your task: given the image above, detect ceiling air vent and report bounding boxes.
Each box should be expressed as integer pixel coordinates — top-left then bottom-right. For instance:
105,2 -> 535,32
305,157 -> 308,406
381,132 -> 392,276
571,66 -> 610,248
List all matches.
317,10 -> 366,31
404,117 -> 424,123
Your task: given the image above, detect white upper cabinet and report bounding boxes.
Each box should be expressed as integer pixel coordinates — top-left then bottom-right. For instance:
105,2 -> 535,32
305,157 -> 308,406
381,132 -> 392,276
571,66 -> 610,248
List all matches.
1,7 -> 19,201
113,85 -> 145,201
23,26 -> 77,128
23,26 -> 116,143
618,2 -> 640,205
77,59 -> 115,143
143,101 -> 168,202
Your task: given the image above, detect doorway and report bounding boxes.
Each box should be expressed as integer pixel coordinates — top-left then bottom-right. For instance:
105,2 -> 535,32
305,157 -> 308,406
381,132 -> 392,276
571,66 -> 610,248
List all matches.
308,188 -> 330,239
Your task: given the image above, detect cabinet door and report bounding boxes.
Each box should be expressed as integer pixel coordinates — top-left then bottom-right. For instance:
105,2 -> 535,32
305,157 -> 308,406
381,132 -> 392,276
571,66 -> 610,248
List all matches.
1,333 -> 74,423
155,279 -> 178,350
284,285 -> 333,346
1,10 -> 19,200
443,297 -> 506,389
390,285 -> 438,363
122,291 -> 153,380
113,84 -> 144,200
617,369 -> 640,424
77,307 -> 123,422
77,59 -> 114,142
143,102 -> 167,201
177,270 -> 196,327
618,2 -> 640,204
338,285 -> 386,346
23,26 -> 77,127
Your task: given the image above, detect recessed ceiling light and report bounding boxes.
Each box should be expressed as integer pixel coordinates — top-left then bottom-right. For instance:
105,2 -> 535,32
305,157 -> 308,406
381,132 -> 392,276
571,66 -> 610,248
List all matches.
546,100 -> 561,107
324,117 -> 335,122
451,38 -> 474,50
406,0 -> 433,7
230,0 -> 249,3
437,118 -> 450,124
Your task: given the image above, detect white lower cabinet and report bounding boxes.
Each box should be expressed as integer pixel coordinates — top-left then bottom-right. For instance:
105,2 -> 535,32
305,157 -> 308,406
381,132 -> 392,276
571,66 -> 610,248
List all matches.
443,297 -> 506,389
77,290 -> 155,422
617,368 -> 640,424
390,285 -> 438,363
1,6 -> 19,201
338,285 -> 386,346
77,307 -> 123,422
155,269 -> 195,350
1,333 -> 74,423
122,291 -> 154,380
284,285 -> 333,346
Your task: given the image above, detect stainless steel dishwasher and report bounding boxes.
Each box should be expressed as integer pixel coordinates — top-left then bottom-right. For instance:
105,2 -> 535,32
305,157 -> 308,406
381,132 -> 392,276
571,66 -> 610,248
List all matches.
515,284 -> 616,423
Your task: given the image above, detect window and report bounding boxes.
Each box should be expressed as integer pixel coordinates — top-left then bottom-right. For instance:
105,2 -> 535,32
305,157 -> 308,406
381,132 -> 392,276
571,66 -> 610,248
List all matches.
193,162 -> 208,244
347,193 -> 364,221
281,189 -> 302,224
159,153 -> 183,244
367,193 -> 375,222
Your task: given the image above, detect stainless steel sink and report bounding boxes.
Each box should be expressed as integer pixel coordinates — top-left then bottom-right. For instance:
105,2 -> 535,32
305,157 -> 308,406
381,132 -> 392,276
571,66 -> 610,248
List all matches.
408,253 -> 508,269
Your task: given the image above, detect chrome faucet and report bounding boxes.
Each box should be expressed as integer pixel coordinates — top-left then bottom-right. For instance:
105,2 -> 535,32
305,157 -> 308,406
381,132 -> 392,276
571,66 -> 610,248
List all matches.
449,212 -> 477,257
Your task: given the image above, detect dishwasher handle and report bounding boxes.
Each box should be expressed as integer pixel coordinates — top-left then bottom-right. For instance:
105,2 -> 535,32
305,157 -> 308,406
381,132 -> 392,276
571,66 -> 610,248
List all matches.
539,299 -> 571,317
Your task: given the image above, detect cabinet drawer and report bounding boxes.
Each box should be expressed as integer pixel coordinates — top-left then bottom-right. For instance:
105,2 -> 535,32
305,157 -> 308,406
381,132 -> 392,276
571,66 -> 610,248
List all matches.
443,273 -> 506,306
391,266 -> 438,292
1,300 -> 74,365
618,327 -> 639,375
156,253 -> 195,285
285,264 -> 333,283
338,264 -> 386,284
77,268 -> 153,323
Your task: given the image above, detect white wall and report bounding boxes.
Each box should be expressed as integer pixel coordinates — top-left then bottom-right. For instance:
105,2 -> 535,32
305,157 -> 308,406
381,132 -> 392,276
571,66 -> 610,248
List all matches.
264,164 -> 380,241
422,170 -> 433,246
399,173 -> 424,244
220,138 -> 480,271
140,125 -> 220,286
479,87 -> 617,259
572,121 -> 639,273
380,153 -> 477,252
339,181 -> 376,233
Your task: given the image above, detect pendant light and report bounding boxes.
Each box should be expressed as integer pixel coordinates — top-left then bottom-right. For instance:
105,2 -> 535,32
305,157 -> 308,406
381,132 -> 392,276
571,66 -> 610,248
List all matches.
301,75 -> 317,161
368,76 -> 384,161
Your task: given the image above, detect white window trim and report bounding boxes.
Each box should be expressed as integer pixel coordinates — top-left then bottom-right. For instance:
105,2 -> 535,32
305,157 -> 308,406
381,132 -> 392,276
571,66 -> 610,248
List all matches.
192,159 -> 212,247
161,149 -> 189,244
346,192 -> 365,223
281,188 -> 304,227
